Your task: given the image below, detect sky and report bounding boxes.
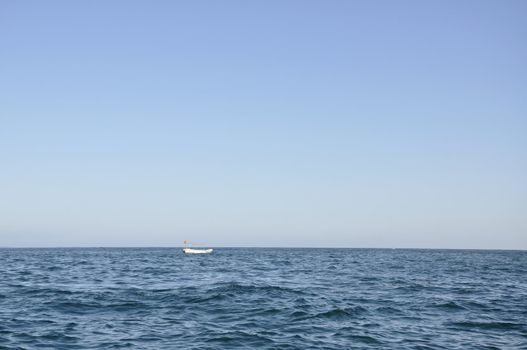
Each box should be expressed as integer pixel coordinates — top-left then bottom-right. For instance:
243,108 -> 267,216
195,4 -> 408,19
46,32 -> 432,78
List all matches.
0,1 -> 526,249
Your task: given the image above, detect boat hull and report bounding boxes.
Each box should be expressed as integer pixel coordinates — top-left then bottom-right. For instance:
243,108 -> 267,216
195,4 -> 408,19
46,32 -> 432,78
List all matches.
183,248 -> 213,254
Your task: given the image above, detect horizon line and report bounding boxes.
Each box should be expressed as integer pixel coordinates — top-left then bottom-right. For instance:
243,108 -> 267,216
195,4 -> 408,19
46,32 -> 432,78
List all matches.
0,246 -> 525,252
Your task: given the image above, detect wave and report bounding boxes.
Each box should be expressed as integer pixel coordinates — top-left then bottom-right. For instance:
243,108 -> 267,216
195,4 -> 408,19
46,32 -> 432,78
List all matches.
204,330 -> 274,346
302,306 -> 368,320
432,301 -> 467,311
205,282 -> 306,297
333,333 -> 382,344
447,321 -> 525,331
374,306 -> 405,315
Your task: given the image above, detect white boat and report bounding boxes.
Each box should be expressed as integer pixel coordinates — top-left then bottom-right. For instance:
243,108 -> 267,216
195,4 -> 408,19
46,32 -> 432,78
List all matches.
183,248 -> 213,254
182,240 -> 213,254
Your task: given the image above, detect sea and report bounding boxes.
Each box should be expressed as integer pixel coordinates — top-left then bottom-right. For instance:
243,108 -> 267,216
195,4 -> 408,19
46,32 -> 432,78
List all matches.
0,248 -> 525,349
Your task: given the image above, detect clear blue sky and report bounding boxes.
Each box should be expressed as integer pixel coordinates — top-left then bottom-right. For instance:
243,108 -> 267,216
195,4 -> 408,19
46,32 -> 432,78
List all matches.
1,1 -> 526,248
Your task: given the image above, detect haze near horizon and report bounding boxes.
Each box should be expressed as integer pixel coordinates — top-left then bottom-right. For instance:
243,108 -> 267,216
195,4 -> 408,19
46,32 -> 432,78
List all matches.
1,1 -> 526,249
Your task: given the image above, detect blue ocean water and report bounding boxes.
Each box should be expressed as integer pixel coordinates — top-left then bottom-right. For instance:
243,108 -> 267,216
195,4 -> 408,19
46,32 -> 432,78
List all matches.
0,248 -> 525,349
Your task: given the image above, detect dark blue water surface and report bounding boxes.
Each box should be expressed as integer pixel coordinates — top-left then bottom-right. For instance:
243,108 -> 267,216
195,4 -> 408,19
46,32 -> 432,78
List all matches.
0,248 -> 526,349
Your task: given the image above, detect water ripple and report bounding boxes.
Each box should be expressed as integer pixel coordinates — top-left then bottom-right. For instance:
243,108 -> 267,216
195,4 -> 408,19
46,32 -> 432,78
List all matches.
0,248 -> 526,349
